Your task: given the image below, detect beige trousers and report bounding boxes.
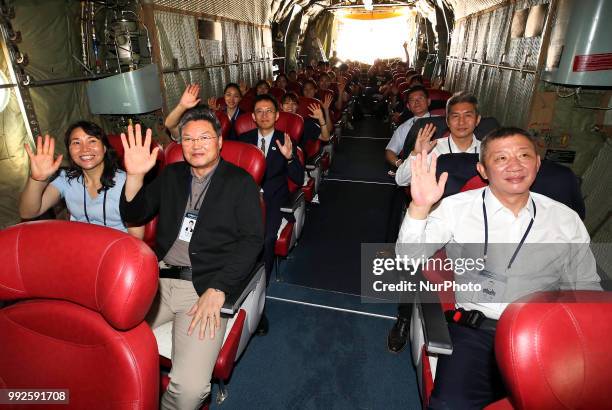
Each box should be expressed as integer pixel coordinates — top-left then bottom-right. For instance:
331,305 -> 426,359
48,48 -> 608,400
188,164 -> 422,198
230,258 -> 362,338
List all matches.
148,278 -> 227,410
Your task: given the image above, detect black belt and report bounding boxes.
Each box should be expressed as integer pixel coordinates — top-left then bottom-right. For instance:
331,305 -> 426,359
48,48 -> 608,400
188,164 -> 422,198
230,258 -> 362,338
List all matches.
159,266 -> 193,281
445,308 -> 497,332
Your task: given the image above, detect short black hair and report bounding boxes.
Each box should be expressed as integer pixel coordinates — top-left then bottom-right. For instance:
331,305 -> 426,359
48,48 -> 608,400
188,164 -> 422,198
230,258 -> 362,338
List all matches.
254,93 -> 279,112
255,79 -> 270,89
281,92 -> 299,104
178,107 -> 222,141
446,91 -> 479,117
479,127 -> 538,163
405,85 -> 429,100
302,79 -> 317,90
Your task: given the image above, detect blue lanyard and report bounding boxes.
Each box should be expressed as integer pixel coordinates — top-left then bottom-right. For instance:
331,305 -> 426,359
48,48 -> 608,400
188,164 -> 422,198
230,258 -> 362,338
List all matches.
482,190 -> 536,269
83,179 -> 107,226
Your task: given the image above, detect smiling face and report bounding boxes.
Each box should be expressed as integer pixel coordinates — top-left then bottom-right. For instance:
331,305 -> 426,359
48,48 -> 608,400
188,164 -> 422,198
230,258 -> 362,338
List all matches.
252,99 -> 279,133
477,134 -> 541,197
281,98 -> 298,114
447,101 -> 481,141
68,127 -> 106,171
224,86 -> 241,109
180,120 -> 221,175
406,90 -> 430,117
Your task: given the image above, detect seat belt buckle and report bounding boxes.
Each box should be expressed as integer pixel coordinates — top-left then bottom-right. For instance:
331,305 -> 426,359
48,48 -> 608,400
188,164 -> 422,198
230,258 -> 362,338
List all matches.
445,308 -> 486,329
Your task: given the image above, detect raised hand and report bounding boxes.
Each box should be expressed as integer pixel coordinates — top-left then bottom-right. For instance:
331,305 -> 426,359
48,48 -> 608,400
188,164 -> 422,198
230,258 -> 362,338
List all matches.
412,123 -> 437,155
207,96 -> 220,111
24,135 -> 63,181
179,84 -> 201,109
308,103 -> 324,122
120,124 -> 160,177
239,81 -> 248,96
276,132 -> 294,160
410,151 -> 448,210
322,93 -> 333,111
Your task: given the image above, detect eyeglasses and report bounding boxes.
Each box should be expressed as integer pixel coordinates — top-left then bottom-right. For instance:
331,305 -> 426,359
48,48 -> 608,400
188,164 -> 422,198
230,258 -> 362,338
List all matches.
254,109 -> 276,116
181,135 -> 218,145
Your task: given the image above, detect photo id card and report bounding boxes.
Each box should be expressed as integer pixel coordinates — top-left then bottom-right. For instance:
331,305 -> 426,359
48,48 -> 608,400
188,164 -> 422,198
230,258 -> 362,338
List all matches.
475,269 -> 507,303
178,212 -> 198,243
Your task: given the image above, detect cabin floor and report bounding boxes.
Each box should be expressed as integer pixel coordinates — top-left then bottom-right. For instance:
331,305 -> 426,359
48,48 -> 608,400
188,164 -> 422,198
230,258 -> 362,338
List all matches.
208,114 -> 421,409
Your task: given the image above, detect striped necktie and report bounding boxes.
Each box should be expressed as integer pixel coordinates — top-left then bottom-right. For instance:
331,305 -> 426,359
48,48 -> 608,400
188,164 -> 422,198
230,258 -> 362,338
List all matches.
260,137 -> 266,155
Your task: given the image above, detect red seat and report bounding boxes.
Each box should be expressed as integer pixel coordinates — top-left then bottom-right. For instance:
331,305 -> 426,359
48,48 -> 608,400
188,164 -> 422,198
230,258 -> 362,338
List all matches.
427,89 -> 452,102
234,112 -> 257,136
239,94 -> 255,113
429,107 -> 446,116
269,87 -> 284,102
489,291 -> 612,409
297,96 -> 321,119
286,81 -> 302,94
0,221 -> 159,410
397,81 -> 410,94
215,110 -> 231,139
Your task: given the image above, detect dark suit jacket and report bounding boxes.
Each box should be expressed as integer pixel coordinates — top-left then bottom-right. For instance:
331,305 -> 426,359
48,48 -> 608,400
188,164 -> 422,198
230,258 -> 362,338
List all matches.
238,129 -> 304,204
120,159 -> 264,297
435,154 -> 586,219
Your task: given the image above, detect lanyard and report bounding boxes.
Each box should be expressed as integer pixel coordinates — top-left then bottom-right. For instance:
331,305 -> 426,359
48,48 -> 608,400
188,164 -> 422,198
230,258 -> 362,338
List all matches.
482,190 -> 536,269
83,179 -> 107,226
448,137 -> 478,154
188,173 -> 214,211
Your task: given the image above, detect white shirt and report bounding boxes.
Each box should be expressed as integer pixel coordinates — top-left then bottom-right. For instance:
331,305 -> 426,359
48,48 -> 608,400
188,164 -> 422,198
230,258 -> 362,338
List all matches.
385,112 -> 433,154
396,187 -> 601,319
395,134 -> 481,186
258,129 -> 275,157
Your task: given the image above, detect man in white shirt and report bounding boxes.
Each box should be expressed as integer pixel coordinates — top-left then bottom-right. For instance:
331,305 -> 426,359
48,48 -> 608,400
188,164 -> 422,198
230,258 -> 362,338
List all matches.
397,127 -> 601,409
385,85 -> 433,171
395,91 -> 482,187
388,91 -> 480,353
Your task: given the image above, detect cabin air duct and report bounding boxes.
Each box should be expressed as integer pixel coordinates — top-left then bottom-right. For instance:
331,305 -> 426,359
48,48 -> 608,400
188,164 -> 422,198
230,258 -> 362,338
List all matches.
542,0 -> 612,87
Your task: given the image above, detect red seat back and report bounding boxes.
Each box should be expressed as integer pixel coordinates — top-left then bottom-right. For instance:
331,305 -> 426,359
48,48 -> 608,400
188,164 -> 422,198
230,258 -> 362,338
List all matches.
276,111 -> 304,144
239,95 -> 255,113
496,291 -> 612,410
397,81 -> 411,94
234,113 -> 257,136
269,87 -> 284,102
215,110 -> 231,139
430,107 -> 446,116
0,221 -> 159,409
164,141 -> 265,187
297,96 -> 321,119
460,175 -> 488,192
286,81 -> 302,94
427,89 -> 452,102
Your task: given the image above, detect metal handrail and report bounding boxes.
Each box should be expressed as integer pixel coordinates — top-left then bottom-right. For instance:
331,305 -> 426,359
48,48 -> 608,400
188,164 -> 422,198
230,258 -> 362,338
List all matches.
162,57 -> 285,74
446,56 -> 536,74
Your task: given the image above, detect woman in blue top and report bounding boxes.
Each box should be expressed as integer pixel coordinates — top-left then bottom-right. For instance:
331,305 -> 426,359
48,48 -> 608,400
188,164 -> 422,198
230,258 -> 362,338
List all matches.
19,121 -> 143,238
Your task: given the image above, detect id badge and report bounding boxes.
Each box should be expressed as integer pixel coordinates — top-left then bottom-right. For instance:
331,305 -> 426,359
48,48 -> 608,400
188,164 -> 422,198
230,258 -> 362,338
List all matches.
475,270 -> 507,303
178,212 -> 198,243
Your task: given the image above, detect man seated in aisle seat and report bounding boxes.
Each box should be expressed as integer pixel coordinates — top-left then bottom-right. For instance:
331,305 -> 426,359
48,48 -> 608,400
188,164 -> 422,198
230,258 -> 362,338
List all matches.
280,92 -> 331,144
238,94 -> 304,335
119,110 -> 263,410
385,86 -> 434,172
395,91 -> 482,187
396,127 -> 601,409
392,75 -> 425,125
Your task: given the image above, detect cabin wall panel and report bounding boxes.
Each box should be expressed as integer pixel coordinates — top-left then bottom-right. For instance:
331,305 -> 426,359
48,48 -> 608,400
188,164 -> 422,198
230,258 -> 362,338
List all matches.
152,0 -> 271,26
153,8 -> 273,110
446,0 -> 548,127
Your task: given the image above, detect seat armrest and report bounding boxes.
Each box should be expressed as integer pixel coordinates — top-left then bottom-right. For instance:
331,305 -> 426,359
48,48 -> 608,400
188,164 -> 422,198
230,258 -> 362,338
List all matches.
221,262 -> 264,315
418,293 -> 453,355
305,152 -> 323,170
280,189 -> 305,213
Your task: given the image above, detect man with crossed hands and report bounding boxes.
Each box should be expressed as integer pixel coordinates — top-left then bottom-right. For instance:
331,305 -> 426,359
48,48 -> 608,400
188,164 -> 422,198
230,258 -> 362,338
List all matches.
396,127 -> 601,409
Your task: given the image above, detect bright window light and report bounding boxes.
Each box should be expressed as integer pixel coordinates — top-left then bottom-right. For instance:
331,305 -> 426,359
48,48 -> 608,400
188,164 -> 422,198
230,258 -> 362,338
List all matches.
335,13 -> 411,64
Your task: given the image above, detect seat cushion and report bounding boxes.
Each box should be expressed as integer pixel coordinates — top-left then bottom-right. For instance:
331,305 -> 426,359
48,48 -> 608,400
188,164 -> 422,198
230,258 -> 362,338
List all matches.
0,300 -> 159,410
274,222 -> 294,257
